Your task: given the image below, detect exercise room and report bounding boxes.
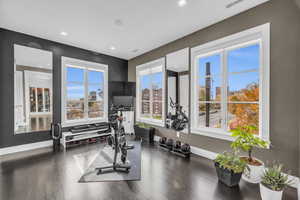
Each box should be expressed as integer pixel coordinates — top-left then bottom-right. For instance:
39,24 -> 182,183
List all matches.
0,0 -> 300,199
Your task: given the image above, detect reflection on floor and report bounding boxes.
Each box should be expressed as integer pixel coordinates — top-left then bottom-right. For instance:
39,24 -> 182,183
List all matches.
15,114 -> 51,134
0,142 -> 297,200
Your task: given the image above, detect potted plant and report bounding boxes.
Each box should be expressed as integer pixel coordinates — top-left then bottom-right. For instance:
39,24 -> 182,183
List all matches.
260,164 -> 293,200
214,152 -> 247,187
230,125 -> 268,183
134,122 -> 155,143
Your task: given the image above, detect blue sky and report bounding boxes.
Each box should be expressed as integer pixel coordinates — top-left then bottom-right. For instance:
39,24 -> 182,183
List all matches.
140,44 -> 259,97
141,72 -> 162,89
67,67 -> 104,99
198,44 -> 260,99
67,44 -> 259,100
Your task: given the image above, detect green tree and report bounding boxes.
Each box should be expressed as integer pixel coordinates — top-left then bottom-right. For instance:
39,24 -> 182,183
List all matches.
230,125 -> 268,163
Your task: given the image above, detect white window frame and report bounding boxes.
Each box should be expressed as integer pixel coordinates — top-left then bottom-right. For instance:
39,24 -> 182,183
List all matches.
61,57 -> 108,127
190,23 -> 270,142
136,58 -> 166,127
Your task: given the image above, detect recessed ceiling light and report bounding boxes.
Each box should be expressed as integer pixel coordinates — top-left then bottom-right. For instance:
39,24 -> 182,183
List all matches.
114,19 -> 123,27
178,0 -> 187,7
132,49 -> 139,53
60,31 -> 68,36
109,46 -> 116,50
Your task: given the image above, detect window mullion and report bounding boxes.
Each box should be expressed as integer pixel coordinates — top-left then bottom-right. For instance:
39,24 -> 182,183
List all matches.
150,68 -> 153,120
84,69 -> 88,120
258,40 -> 264,138
221,50 -> 228,131
195,58 -> 199,129
64,67 -> 67,122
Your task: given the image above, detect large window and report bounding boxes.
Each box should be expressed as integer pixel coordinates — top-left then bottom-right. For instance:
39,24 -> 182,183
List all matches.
62,57 -> 108,126
136,58 -> 165,126
191,23 -> 270,141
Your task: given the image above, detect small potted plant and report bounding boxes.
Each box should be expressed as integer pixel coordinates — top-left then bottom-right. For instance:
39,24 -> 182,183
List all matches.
230,125 -> 268,183
134,122 -> 155,143
214,152 -> 247,187
260,164 -> 293,200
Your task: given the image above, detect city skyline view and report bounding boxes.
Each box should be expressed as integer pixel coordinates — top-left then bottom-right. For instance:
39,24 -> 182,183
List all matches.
66,67 -> 104,120
140,71 -> 163,120
198,43 -> 260,132
198,43 -> 260,100
67,67 -> 104,100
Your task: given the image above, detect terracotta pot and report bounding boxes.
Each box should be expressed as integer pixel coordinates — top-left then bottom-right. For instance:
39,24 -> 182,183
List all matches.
260,183 -> 283,200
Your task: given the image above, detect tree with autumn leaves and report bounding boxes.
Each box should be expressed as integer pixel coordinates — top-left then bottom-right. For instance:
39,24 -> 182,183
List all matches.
228,83 -> 259,134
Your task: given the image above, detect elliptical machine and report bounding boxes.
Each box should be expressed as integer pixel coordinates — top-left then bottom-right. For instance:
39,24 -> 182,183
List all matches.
96,104 -> 134,174
166,97 -> 189,131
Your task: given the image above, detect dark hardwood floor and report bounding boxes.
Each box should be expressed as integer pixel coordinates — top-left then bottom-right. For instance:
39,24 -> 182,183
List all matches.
0,142 -> 297,200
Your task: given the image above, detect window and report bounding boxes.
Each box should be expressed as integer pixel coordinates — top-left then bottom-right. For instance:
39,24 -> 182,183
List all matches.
61,57 -> 108,126
136,58 -> 165,126
191,23 -> 270,141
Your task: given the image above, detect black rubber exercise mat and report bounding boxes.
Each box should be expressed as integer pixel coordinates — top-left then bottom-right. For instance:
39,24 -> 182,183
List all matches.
78,141 -> 141,182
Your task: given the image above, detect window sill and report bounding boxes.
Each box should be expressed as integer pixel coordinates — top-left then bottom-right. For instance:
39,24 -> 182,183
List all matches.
137,118 -> 165,127
191,128 -> 271,148
191,128 -> 235,142
62,118 -> 108,128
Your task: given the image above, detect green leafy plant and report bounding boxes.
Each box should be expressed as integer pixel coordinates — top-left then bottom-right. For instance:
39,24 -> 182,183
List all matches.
214,152 -> 247,174
230,125 -> 268,163
261,164 -> 293,191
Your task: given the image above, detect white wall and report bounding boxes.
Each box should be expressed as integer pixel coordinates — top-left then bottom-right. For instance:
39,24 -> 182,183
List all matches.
179,74 -> 189,115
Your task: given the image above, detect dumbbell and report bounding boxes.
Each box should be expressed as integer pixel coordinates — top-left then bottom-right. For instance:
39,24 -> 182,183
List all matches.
174,140 -> 181,150
181,143 -> 191,153
166,138 -> 174,148
159,137 -> 167,145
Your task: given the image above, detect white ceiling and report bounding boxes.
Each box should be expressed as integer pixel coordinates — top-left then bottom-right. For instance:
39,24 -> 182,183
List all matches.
0,0 -> 269,60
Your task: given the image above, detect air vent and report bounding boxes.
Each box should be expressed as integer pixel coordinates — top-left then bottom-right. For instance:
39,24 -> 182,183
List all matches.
226,0 -> 244,8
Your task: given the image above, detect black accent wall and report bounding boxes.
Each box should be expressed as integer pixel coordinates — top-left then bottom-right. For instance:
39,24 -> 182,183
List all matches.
0,28 -> 128,148
109,81 -> 136,102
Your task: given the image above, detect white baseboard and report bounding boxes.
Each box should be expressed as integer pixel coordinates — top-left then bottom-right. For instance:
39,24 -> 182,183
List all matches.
153,135 -> 299,191
0,140 -> 53,156
190,146 -> 218,160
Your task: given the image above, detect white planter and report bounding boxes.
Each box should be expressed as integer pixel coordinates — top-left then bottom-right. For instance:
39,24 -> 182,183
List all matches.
298,182 -> 300,199
260,183 -> 283,200
242,158 -> 264,183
